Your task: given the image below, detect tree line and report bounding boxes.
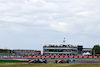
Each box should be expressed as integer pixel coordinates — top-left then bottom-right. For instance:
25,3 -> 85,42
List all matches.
92,45 -> 100,55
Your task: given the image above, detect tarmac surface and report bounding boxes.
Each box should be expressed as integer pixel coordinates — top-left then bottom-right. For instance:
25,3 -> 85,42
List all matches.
1,58 -> 100,64
0,61 -> 100,64
70,60 -> 100,63
48,59 -> 100,63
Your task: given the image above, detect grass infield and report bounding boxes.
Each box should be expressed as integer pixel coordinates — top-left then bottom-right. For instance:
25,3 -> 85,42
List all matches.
0,63 -> 100,67
74,59 -> 100,61
0,59 -> 27,63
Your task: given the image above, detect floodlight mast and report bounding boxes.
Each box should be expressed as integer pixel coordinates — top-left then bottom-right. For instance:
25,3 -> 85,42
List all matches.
63,38 -> 65,43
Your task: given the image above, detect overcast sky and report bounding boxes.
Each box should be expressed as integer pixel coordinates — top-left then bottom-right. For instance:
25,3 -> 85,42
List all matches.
0,0 -> 100,51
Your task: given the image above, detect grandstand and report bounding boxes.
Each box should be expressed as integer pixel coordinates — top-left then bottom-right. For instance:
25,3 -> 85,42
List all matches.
13,49 -> 41,56
43,38 -> 92,56
0,47 -> 13,56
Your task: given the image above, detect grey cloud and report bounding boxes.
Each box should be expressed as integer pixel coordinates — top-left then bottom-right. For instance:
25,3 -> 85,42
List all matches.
0,0 -> 100,49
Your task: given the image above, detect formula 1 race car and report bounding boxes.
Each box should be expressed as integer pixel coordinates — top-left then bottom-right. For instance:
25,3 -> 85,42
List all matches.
28,59 -> 47,64
69,59 -> 75,62
55,59 -> 75,63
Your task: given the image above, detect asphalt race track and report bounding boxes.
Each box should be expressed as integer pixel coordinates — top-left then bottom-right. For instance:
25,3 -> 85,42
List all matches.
48,59 -> 100,63
70,60 -> 100,63
0,60 -> 100,64
1,58 -> 100,64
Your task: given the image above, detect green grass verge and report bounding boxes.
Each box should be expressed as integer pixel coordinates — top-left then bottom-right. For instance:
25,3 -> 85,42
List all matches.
0,63 -> 100,67
74,59 -> 100,61
0,59 -> 27,63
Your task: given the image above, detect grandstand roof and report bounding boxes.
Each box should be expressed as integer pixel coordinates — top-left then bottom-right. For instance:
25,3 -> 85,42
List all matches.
42,43 -> 82,46
0,47 -> 9,50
